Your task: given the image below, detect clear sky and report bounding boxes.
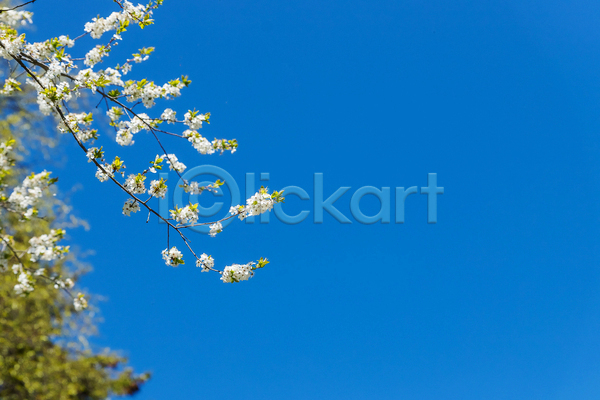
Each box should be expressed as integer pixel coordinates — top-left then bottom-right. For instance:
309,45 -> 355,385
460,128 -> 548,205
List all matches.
23,0 -> 600,399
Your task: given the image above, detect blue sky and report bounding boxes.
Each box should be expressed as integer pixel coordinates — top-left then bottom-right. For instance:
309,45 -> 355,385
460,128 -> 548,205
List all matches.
23,0 -> 600,399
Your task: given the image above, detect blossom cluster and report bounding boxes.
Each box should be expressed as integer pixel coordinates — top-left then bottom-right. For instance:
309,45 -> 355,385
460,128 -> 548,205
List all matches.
83,1 -> 154,40
170,203 -> 199,225
7,170 -> 56,219
0,9 -> 32,27
13,267 -> 34,295
0,139 -> 14,173
163,153 -> 186,173
159,247 -> 270,285
0,0 -> 285,292
183,129 -> 238,155
209,222 -> 222,237
0,77 -> 21,95
221,263 -> 254,283
122,198 -> 140,215
220,257 -> 269,283
229,187 -> 285,221
73,292 -> 88,311
27,229 -> 69,262
196,253 -> 214,272
148,178 -> 167,198
161,246 -> 184,267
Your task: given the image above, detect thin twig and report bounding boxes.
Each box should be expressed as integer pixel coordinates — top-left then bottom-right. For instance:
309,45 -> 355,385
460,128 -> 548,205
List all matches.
0,0 -> 36,13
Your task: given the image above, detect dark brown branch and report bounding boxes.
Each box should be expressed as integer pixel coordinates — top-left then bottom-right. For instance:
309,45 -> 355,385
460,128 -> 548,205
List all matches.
0,0 -> 36,13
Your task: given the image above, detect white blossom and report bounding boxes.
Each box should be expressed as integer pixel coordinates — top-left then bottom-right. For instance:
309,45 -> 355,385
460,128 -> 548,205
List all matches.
95,164 -> 114,182
58,35 -> 75,48
122,198 -> 140,216
170,204 -> 198,225
229,188 -> 283,221
163,153 -> 186,173
183,130 -> 214,155
196,253 -> 214,272
83,2 -> 151,40
0,1 -> 282,287
161,246 -> 183,267
0,10 -> 32,27
116,130 -> 134,146
84,45 -> 108,67
184,182 -> 205,194
209,222 -> 222,237
28,229 -> 68,262
73,293 -> 88,311
0,140 -> 13,171
161,108 -> 176,123
148,179 -> 167,198
14,271 -> 34,294
11,264 -> 22,274
221,263 -> 254,283
8,170 -> 54,215
124,174 -> 146,194
0,77 -> 20,95
183,110 -> 206,130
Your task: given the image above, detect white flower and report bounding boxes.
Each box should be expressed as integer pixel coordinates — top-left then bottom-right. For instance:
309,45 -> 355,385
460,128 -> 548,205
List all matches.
28,229 -> 68,262
221,263 -> 254,283
95,164 -> 114,182
54,279 -> 66,289
163,153 -> 186,173
122,198 -> 140,216
245,190 -> 275,216
209,222 -> 222,237
133,53 -> 148,63
196,253 -> 214,272
84,45 -> 108,67
121,62 -> 132,75
14,271 -> 35,294
0,28 -> 25,59
184,182 -> 205,194
128,113 -> 151,134
73,293 -> 88,311
123,80 -> 164,108
183,130 -> 214,155
116,130 -> 134,146
86,147 -> 101,162
0,140 -> 14,171
58,35 -> 75,48
0,77 -> 20,95
148,179 -> 167,198
107,107 -> 123,122
170,204 -> 198,225
83,3 -> 151,39
211,138 -> 238,154
226,189 -> 281,221
183,111 -> 206,130
161,108 -> 176,123
11,264 -> 22,274
161,246 -> 183,266
8,170 -> 54,216
0,9 -> 33,27
229,205 -> 247,220
124,174 -> 146,194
